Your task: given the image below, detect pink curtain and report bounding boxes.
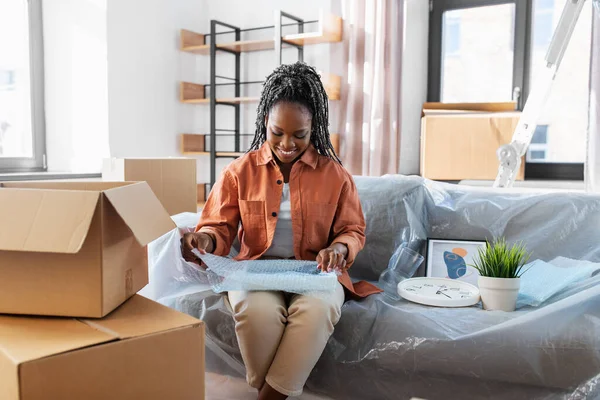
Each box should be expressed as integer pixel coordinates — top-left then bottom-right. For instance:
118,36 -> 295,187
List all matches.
586,5 -> 600,192
336,0 -> 404,176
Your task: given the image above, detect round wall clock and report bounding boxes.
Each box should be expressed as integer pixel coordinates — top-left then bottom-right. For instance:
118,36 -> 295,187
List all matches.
398,277 -> 481,307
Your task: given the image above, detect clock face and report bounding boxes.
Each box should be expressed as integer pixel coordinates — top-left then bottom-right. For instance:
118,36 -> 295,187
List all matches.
398,277 -> 481,308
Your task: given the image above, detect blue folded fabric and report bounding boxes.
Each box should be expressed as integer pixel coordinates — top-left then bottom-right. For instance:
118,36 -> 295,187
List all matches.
517,257 -> 600,308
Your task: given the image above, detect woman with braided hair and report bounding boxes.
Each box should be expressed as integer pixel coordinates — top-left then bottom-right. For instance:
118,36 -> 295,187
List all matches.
182,62 -> 381,399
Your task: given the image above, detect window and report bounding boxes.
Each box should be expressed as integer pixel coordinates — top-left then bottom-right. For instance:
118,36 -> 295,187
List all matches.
0,0 -> 45,172
533,0 -> 555,48
429,0 -> 591,180
438,3 -> 516,103
443,15 -> 461,55
531,125 -> 548,144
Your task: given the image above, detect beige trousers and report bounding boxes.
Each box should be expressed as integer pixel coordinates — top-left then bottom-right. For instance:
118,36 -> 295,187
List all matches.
227,282 -> 345,397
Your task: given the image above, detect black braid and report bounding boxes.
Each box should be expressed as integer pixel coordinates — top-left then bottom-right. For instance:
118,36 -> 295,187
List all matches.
249,62 -> 341,164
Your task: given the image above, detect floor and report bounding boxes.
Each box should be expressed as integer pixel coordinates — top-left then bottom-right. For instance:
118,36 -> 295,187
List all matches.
205,373 -> 334,400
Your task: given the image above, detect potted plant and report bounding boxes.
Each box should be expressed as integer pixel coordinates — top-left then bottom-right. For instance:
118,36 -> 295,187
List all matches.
471,238 -> 530,311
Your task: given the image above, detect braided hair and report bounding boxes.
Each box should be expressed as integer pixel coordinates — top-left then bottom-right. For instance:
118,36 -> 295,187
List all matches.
249,62 -> 341,164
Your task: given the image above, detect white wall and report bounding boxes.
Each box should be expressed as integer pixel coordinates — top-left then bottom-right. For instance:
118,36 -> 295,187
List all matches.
107,0 -> 206,162
399,0 -> 429,175
43,0 -> 110,172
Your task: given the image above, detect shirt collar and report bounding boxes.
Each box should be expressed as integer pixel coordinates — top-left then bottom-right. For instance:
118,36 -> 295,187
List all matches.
256,142 -> 319,169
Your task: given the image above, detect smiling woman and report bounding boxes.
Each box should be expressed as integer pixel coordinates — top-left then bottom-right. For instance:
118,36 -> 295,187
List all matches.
181,62 -> 382,400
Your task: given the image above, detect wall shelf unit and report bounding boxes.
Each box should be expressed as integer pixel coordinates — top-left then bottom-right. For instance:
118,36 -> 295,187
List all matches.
179,10 -> 343,205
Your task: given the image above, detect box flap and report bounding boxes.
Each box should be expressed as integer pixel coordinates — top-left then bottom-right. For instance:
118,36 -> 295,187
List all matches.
0,188 -> 100,253
82,295 -> 201,340
0,315 -> 115,365
103,182 -> 176,246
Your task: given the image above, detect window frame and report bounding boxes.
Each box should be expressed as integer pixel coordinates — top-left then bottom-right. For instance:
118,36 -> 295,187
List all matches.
428,0 -> 584,181
0,0 -> 46,173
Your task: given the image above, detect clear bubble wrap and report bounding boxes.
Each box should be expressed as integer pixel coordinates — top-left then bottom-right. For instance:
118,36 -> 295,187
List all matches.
194,251 -> 339,294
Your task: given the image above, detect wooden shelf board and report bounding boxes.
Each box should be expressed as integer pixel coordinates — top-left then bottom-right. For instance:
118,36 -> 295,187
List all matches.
180,133 -> 205,153
180,82 -> 205,103
284,31 -> 341,46
182,39 -> 274,55
181,29 -> 205,50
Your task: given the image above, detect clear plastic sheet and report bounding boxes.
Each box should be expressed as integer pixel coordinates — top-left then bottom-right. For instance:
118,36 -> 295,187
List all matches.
143,177 -> 600,400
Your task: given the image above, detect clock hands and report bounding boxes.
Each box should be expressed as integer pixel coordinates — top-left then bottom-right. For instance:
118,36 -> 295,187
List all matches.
435,286 -> 452,298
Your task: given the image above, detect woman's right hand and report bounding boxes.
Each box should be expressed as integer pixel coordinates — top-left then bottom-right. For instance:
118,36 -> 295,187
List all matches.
181,232 -> 214,264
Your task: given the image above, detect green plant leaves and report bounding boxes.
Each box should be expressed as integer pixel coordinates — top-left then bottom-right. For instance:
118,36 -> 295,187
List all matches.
469,238 -> 531,279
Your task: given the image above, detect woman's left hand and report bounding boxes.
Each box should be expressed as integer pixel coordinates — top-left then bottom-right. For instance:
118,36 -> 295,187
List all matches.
317,243 -> 348,273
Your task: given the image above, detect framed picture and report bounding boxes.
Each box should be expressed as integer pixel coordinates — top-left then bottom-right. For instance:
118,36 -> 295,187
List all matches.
426,239 -> 487,286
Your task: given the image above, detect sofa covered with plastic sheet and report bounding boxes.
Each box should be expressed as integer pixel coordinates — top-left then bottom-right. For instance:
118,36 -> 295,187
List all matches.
142,175 -> 600,400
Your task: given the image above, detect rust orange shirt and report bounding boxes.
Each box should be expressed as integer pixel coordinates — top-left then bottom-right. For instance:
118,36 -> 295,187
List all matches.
196,143 -> 382,298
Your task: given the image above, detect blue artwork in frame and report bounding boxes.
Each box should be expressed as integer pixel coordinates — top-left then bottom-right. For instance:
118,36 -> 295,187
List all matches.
426,238 -> 487,287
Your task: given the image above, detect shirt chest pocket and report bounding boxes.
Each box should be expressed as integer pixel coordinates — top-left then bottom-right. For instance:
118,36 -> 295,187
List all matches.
239,200 -> 267,247
305,202 -> 338,248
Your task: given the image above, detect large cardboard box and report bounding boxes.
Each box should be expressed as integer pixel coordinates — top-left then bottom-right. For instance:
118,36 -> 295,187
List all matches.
420,102 -> 525,181
0,295 -> 205,400
0,181 -> 175,317
102,158 -> 197,215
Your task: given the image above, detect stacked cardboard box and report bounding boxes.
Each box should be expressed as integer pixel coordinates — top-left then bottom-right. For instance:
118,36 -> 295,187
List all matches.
102,158 -> 198,216
420,102 -> 525,181
0,181 -> 205,399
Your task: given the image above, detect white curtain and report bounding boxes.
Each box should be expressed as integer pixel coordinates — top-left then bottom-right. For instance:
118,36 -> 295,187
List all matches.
336,0 -> 404,176
586,5 -> 600,192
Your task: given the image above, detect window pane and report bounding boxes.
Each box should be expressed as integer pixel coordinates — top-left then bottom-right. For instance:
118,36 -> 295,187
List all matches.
529,150 -> 547,160
529,0 -> 591,163
531,125 -> 548,144
441,4 -> 516,103
0,0 -> 33,158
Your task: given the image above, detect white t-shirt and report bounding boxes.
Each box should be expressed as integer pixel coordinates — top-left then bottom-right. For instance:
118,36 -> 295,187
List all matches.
263,183 -> 294,258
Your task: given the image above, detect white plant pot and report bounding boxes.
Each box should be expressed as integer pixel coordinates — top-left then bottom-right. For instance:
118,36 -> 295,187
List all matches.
478,276 -> 521,312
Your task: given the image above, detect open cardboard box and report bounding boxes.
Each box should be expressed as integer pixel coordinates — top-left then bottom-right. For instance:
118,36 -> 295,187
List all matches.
0,181 -> 176,317
420,102 -> 525,181
0,295 -> 205,400
102,158 -> 198,216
